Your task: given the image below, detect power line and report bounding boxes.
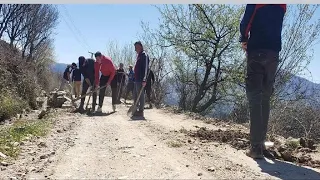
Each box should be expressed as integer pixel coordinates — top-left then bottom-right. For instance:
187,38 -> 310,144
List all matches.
61,5 -> 91,50
54,5 -> 89,52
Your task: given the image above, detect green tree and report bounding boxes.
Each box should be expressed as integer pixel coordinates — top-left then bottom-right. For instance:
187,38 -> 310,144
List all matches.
156,4 -> 243,113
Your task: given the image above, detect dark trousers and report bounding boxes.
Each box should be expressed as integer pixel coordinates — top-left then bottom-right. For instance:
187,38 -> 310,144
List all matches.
117,82 -> 124,102
125,82 -> 134,100
246,49 -> 279,146
80,78 -> 97,109
133,82 -> 145,111
145,84 -> 153,104
99,75 -> 117,107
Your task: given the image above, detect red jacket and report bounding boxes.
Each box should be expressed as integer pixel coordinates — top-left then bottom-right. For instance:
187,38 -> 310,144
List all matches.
94,55 -> 116,86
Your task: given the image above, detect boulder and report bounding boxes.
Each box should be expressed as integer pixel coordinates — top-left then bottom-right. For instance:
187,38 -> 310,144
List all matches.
36,97 -> 48,109
48,90 -> 71,108
57,91 -> 67,96
61,101 -> 73,109
0,152 -> 7,159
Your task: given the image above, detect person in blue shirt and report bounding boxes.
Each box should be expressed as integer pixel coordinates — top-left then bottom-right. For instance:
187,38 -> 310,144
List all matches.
239,4 -> 286,159
124,65 -> 135,104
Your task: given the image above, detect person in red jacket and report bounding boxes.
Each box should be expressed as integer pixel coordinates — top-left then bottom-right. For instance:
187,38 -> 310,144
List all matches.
94,51 -> 117,113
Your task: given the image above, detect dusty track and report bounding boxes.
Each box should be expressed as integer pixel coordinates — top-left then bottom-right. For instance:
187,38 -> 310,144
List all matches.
1,97 -> 320,179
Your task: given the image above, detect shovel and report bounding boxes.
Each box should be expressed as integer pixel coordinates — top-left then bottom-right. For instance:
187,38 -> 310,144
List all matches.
72,85 -> 107,102
85,87 -> 93,111
127,56 -> 155,117
127,86 -> 145,117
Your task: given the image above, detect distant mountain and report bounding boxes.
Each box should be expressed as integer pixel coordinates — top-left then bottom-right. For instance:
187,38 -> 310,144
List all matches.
51,62 -> 69,73
163,73 -> 320,117
283,75 -> 320,98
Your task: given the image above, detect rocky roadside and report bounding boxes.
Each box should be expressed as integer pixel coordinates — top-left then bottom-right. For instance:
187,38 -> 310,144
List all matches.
0,109 -> 82,180
164,106 -> 320,170
0,89 -> 79,179
186,125 -> 320,169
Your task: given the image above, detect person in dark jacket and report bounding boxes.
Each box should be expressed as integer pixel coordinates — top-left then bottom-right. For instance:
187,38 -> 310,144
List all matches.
71,63 -> 82,98
94,52 -> 117,113
145,69 -> 155,109
75,56 -> 97,113
240,4 -> 286,159
133,41 -> 149,117
59,65 -> 72,91
116,63 -> 126,104
124,65 -> 135,104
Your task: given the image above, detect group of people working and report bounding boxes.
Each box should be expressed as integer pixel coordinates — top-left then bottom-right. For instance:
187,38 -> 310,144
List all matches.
61,41 -> 154,117
59,3 -> 286,160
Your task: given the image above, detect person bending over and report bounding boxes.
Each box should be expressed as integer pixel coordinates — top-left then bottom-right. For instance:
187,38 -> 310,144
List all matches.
75,56 -> 96,113
94,52 -> 117,113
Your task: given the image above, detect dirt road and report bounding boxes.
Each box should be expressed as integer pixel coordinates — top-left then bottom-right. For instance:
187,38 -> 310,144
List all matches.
2,97 -> 320,179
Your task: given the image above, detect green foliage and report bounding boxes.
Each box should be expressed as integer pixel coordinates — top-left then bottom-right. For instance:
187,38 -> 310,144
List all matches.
157,4 -> 243,113
0,5 -> 59,121
0,89 -> 27,121
0,119 -> 51,159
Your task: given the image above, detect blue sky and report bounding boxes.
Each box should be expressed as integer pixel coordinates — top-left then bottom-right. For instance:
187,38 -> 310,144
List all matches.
54,4 -> 320,83
54,4 -> 160,64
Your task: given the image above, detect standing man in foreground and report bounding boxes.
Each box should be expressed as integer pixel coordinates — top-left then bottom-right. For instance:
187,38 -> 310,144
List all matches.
75,56 -> 96,113
240,4 -> 286,159
133,41 -> 149,117
94,52 -> 117,113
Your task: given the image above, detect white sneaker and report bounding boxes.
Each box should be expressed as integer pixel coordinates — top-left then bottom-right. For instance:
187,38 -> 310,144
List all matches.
96,106 -> 102,113
112,105 -> 116,112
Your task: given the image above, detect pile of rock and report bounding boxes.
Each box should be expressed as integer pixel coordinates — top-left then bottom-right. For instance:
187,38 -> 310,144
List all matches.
47,89 -> 74,109
267,137 -> 320,167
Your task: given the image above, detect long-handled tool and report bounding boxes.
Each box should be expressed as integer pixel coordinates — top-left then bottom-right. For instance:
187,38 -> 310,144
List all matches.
117,72 -> 125,103
127,86 -> 145,117
83,51 -> 96,111
127,57 -> 155,117
72,85 -> 107,102
85,87 -> 93,111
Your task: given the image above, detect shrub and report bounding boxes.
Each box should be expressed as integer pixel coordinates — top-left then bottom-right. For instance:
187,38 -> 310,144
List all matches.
0,89 -> 27,121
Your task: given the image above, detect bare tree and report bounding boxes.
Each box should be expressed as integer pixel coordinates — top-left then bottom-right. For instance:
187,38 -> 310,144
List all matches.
105,40 -> 135,67
0,5 -> 26,39
6,5 -> 31,47
273,4 -> 320,102
19,5 -> 58,61
269,87 -> 320,141
139,21 -> 173,107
